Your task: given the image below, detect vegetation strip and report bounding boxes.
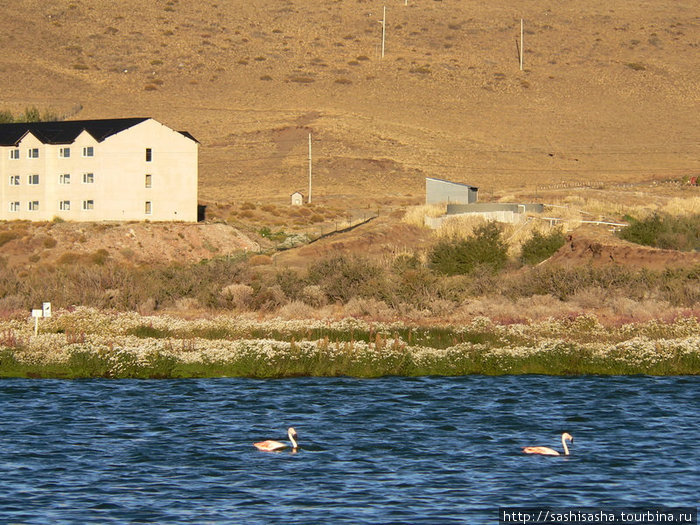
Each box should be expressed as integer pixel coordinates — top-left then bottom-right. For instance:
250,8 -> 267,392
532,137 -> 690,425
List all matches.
0,308 -> 697,378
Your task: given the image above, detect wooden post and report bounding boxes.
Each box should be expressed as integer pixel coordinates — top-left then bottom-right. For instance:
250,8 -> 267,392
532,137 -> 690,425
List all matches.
520,19 -> 524,71
308,133 -> 312,204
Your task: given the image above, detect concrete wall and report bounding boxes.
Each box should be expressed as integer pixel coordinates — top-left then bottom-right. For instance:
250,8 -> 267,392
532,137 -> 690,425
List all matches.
426,178 -> 478,204
425,203 -> 545,229
426,211 -> 520,229
446,203 -> 544,215
0,119 -> 198,222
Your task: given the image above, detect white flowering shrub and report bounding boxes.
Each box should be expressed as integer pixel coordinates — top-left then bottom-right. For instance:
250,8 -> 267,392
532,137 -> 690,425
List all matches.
0,308 -> 697,377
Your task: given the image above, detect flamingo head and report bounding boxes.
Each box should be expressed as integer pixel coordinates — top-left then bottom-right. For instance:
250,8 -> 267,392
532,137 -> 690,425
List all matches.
288,427 -> 299,449
562,432 -> 573,443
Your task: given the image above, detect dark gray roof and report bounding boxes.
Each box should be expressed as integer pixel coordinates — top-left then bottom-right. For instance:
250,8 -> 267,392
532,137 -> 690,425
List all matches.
0,118 -> 197,146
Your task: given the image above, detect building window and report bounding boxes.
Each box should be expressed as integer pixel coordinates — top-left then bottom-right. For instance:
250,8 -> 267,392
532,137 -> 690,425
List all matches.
59,200 -> 71,211
9,175 -> 20,186
145,201 -> 152,214
9,202 -> 20,212
82,146 -> 94,157
28,148 -> 39,159
82,173 -> 94,184
9,149 -> 19,159
28,201 -> 39,211
145,148 -> 152,162
82,200 -> 94,211
28,174 -> 40,185
59,174 -> 71,184
145,174 -> 152,188
59,147 -> 71,158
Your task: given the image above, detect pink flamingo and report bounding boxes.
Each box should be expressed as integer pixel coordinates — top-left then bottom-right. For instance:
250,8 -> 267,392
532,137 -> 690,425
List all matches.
254,427 -> 299,452
522,432 -> 573,456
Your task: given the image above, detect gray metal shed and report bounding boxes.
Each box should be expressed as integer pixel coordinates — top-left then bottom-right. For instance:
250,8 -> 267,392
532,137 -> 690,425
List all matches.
426,177 -> 478,204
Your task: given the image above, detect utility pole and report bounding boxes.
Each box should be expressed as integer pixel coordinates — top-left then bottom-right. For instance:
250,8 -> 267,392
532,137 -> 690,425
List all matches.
308,133 -> 312,204
379,6 -> 386,59
520,19 -> 524,71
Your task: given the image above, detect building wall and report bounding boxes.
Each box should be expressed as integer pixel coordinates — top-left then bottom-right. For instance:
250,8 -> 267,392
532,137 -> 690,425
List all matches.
446,203 -> 544,215
291,192 -> 303,206
425,178 -> 478,204
0,119 -> 198,222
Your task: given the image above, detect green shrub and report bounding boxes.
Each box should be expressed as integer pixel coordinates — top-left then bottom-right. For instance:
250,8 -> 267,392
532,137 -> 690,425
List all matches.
127,325 -> 173,338
21,106 -> 41,122
618,213 -> 700,251
429,222 -> 508,275
259,227 -> 287,242
520,228 -> 566,265
0,110 -> 14,123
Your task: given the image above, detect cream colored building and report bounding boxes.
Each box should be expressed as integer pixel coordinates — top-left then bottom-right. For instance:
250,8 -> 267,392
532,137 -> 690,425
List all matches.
0,118 -> 198,222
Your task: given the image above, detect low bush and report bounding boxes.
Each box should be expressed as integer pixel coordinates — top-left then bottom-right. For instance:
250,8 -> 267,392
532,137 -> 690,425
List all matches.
618,213 -> 700,251
307,255 -> 389,303
275,269 -> 306,301
221,283 -> 254,310
0,231 -> 19,247
429,222 -> 508,275
520,228 -> 567,265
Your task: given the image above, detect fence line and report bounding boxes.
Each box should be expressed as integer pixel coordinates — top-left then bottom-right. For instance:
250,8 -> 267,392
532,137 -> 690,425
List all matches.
305,214 -> 379,244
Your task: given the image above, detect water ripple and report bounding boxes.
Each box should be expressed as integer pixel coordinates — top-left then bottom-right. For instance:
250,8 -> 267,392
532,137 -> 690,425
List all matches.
0,376 -> 697,524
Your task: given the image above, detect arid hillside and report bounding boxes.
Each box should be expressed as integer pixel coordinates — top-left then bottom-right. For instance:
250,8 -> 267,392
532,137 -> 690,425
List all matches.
1,0 -> 698,212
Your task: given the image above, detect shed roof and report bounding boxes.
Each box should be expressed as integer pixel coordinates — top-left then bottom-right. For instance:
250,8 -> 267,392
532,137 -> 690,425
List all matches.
425,177 -> 479,190
0,117 -> 197,146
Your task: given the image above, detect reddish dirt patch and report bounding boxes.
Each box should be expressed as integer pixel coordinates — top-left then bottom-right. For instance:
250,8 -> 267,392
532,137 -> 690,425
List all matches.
547,233 -> 700,270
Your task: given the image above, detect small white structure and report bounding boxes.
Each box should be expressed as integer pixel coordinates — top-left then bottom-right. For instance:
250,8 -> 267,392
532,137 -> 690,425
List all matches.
31,301 -> 52,335
0,118 -> 198,222
291,192 -> 304,206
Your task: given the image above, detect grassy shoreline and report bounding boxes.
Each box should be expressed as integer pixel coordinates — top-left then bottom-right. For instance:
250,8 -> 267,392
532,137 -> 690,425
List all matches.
0,308 -> 698,378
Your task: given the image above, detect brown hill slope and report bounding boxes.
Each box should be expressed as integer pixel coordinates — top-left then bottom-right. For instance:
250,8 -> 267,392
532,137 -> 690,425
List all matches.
1,0 -> 698,211
0,221 -> 259,268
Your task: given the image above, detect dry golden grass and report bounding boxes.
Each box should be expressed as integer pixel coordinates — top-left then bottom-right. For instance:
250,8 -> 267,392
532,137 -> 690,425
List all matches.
0,0 -> 697,291
0,0 -> 696,212
661,197 -> 700,217
402,204 -> 450,228
546,193 -> 699,222
434,214 -> 489,240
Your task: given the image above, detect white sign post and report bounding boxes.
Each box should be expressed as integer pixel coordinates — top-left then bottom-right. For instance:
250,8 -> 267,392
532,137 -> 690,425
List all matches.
31,302 -> 51,335
32,309 -> 42,336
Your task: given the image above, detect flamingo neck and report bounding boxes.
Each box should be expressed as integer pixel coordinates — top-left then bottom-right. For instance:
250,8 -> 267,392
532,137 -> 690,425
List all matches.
562,435 -> 569,455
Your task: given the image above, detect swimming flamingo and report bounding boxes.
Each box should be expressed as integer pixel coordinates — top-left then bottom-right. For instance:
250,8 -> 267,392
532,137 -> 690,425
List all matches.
522,432 -> 573,456
254,427 -> 298,452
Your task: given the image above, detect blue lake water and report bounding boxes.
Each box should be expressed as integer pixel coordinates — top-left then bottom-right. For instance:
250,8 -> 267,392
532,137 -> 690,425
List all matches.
0,376 -> 697,524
